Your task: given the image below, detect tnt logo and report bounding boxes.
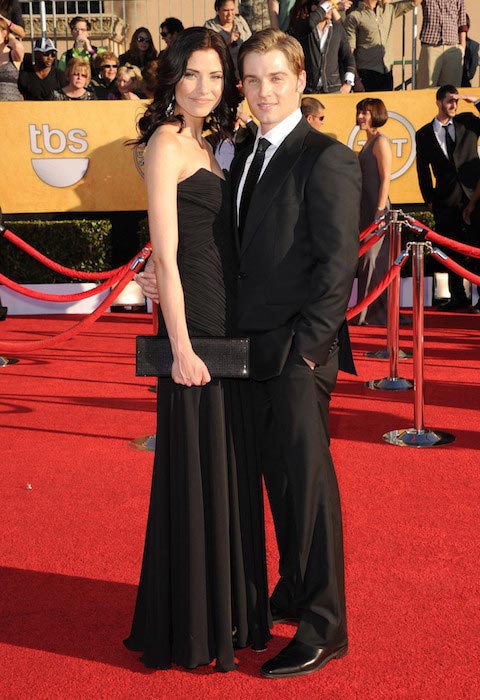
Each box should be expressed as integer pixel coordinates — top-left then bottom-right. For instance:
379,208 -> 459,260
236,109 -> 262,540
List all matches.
29,123 -> 89,187
347,111 -> 416,180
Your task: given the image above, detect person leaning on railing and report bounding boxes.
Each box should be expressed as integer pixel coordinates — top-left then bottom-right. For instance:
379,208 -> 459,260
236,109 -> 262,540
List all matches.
57,16 -> 105,79
18,37 -> 62,100
204,0 -> 252,77
344,0 -> 421,92
0,15 -> 23,100
51,56 -> 97,101
119,27 -> 157,72
0,0 -> 25,40
90,50 -> 119,99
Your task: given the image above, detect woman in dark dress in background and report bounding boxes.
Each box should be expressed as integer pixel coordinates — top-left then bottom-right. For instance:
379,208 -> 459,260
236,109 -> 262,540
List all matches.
353,97 -> 392,326
124,27 -> 271,673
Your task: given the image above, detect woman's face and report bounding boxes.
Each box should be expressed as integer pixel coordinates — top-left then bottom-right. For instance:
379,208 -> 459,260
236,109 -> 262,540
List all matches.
136,32 -> 151,53
217,1 -> 236,26
357,109 -> 372,130
101,59 -> 118,82
175,49 -> 224,120
70,70 -> 89,89
117,73 -> 134,94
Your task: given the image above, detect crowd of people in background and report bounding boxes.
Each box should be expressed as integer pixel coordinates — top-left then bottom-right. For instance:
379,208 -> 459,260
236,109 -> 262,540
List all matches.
1,2 -> 478,102
1,1 -> 479,313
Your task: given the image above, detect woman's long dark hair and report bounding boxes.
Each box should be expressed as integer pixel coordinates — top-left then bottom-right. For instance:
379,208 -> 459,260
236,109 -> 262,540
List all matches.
137,27 -> 241,147
124,27 -> 158,68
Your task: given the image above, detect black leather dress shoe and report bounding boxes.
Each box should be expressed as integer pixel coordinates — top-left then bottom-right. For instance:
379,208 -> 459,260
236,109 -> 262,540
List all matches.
270,601 -> 300,624
437,298 -> 470,311
261,639 -> 348,678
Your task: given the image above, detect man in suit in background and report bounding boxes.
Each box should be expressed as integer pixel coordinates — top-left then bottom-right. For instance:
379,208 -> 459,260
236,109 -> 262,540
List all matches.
415,85 -> 480,310
232,29 -> 361,678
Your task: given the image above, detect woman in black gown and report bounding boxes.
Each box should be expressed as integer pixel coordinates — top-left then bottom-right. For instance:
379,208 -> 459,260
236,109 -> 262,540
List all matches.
124,27 -> 271,672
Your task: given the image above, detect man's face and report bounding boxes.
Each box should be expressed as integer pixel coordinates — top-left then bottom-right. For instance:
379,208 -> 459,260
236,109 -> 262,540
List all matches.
241,50 -> 306,133
306,108 -> 325,131
35,50 -> 56,68
437,92 -> 459,120
71,21 -> 89,42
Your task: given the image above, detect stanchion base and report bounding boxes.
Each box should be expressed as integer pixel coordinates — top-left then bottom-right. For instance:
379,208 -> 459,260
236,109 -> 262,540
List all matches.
382,428 -> 455,447
130,434 -> 156,451
364,348 -> 412,359
0,356 -> 20,367
366,377 -> 414,391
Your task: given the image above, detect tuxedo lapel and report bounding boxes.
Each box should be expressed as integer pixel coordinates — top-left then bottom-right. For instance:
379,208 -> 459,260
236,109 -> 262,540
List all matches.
239,120 -> 310,255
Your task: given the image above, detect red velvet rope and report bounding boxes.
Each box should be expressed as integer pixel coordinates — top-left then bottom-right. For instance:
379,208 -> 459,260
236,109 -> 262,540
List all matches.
0,270 -> 137,353
1,227 -> 128,280
0,265 -> 126,302
406,218 -> 480,259
359,219 -> 380,242
358,226 -> 387,258
431,250 -> 480,287
347,263 -> 402,321
0,245 -> 152,352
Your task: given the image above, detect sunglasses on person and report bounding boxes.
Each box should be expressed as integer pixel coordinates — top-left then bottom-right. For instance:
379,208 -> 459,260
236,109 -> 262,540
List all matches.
160,31 -> 170,38
43,51 -> 56,57
137,36 -> 150,42
102,63 -> 118,69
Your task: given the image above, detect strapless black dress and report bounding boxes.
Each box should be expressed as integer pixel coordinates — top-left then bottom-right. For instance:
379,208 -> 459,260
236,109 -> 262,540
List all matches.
124,169 -> 271,671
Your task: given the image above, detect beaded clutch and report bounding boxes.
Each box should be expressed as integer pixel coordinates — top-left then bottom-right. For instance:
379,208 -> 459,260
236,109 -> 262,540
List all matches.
136,336 -> 250,378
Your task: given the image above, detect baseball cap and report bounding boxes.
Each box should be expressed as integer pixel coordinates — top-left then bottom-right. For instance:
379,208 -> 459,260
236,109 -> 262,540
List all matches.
34,37 -> 57,53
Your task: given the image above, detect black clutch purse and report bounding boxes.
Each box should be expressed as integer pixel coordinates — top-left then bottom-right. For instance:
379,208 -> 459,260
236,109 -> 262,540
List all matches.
136,336 -> 250,378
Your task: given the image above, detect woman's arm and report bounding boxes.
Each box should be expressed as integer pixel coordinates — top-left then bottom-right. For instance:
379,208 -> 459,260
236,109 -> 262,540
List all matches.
7,32 -> 24,63
0,0 -> 25,40
145,130 -> 211,386
373,133 -> 392,215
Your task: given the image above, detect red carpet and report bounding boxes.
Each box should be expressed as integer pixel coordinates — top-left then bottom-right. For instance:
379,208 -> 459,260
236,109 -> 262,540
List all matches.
1,312 -> 479,699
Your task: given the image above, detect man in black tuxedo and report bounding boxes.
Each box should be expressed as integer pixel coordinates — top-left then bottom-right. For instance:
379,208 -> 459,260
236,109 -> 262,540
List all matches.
415,85 -> 480,310
233,29 -> 361,678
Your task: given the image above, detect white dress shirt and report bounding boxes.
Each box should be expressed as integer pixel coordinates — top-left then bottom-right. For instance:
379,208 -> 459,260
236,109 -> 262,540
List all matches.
236,108 -> 303,220
433,117 -> 455,159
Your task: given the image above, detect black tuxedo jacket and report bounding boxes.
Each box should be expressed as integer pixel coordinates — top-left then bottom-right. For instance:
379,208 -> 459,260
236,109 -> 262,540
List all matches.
230,118 -> 362,381
415,105 -> 480,209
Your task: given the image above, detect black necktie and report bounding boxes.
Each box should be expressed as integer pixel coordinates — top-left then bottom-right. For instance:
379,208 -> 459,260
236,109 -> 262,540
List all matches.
442,124 -> 455,163
239,138 -> 270,237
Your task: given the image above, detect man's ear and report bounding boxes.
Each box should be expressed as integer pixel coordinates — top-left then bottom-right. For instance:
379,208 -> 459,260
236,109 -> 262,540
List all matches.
297,70 -> 307,94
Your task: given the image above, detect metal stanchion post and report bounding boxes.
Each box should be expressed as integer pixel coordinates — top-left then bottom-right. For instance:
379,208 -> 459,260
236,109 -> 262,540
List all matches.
383,242 -> 455,447
366,212 -> 413,390
365,211 -> 411,362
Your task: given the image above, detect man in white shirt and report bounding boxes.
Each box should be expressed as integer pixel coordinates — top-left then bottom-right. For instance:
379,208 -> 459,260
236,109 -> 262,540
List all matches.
231,29 -> 361,678
415,85 -> 480,310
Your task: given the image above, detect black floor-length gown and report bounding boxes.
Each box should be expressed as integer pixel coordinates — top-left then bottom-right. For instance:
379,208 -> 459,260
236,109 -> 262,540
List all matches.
124,168 -> 271,671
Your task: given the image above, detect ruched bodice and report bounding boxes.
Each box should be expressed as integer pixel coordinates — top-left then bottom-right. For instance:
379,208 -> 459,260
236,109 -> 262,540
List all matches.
175,168 -> 226,336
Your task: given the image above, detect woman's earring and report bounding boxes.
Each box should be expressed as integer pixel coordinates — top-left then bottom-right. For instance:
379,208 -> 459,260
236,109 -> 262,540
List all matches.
166,96 -> 175,116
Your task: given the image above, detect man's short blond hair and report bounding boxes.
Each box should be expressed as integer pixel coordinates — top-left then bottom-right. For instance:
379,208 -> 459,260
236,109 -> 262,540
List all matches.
238,29 -> 305,80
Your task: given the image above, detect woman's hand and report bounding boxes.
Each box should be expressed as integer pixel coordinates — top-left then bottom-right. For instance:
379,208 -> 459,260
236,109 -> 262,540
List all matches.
172,350 -> 211,386
134,258 -> 160,302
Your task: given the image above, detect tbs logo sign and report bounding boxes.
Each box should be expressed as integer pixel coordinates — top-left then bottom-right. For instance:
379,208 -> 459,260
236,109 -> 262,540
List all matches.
29,123 -> 89,187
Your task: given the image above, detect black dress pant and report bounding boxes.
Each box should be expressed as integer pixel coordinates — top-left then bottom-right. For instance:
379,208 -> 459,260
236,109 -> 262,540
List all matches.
434,203 -> 471,302
358,68 -> 393,92
252,343 -> 347,648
